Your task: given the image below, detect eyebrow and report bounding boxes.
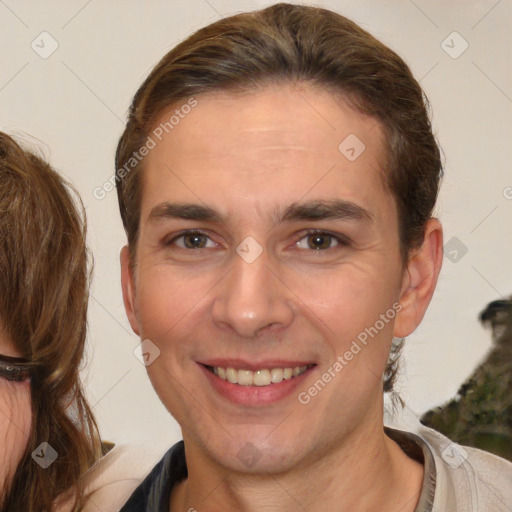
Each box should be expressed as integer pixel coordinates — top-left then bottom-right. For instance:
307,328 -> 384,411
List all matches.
147,199 -> 373,226
148,203 -> 223,224
279,199 -> 373,223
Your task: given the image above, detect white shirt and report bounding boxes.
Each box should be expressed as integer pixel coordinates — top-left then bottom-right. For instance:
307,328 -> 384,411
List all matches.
392,424 -> 512,511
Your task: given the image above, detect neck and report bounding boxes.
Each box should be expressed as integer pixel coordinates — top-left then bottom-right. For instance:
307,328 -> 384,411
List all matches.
170,418 -> 423,512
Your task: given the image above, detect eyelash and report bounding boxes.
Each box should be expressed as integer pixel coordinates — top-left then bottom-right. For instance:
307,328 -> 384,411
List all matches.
0,367 -> 31,382
166,229 -> 349,251
298,229 -> 350,250
165,230 -> 215,250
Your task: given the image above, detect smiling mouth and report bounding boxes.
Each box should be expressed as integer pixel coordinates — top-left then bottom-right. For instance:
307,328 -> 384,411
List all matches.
205,364 -> 315,386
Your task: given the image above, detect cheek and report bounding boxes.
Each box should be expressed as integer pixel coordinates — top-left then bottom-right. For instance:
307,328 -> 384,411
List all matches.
284,260 -> 402,403
135,265 -> 214,341
286,261 -> 400,335
0,382 -> 32,489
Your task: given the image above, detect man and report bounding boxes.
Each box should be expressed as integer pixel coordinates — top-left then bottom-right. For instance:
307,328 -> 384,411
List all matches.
114,3 -> 512,511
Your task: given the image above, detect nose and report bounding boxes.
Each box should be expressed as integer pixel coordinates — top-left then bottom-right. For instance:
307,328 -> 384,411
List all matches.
212,244 -> 295,338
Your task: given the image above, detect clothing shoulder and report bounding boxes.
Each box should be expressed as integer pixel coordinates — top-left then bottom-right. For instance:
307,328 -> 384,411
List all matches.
79,438 -> 172,512
417,424 -> 512,511
119,440 -> 187,511
457,444 -> 512,510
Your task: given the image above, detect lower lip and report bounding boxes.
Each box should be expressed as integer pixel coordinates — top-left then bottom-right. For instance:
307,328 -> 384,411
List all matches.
199,364 -> 314,406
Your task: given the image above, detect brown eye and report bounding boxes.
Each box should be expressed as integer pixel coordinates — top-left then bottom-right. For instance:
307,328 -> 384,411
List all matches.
296,231 -> 342,251
307,233 -> 333,250
183,233 -> 208,248
170,231 -> 216,249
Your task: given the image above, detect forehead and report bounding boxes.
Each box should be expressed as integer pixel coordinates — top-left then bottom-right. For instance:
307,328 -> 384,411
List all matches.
140,83 -> 392,223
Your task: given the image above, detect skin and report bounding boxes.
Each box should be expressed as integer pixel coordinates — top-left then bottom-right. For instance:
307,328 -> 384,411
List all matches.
0,324 -> 31,500
121,83 -> 443,512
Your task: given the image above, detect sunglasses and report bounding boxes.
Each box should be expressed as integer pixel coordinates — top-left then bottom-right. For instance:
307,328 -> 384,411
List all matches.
0,355 -> 37,382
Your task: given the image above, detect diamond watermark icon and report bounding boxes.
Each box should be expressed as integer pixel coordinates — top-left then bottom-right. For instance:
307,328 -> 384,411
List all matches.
31,31 -> 59,59
32,442 -> 58,469
441,443 -> 468,469
237,442 -> 263,468
441,31 -> 468,59
236,236 -> 263,264
133,339 -> 161,366
444,236 -> 468,263
338,134 -> 366,162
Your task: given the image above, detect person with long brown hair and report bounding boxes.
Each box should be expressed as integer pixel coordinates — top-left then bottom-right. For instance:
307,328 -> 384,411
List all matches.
0,131 -> 168,512
0,131 -> 103,511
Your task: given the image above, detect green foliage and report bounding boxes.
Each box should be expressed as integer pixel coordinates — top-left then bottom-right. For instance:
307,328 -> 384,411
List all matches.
421,300 -> 512,461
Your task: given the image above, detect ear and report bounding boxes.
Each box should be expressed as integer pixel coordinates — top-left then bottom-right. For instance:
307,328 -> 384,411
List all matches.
120,245 -> 140,336
393,218 -> 443,338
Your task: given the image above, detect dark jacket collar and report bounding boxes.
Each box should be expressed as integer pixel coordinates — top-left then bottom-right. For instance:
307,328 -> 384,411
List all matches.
120,440 -> 187,512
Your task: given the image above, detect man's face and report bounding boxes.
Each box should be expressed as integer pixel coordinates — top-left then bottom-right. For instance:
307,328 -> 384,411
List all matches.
123,84 -> 410,472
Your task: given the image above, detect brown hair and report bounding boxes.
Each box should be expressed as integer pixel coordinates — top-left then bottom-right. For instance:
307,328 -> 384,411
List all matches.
115,2 -> 442,391
0,132 -> 102,511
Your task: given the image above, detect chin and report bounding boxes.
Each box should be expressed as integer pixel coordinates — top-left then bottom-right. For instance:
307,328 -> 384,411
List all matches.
188,422 -> 308,475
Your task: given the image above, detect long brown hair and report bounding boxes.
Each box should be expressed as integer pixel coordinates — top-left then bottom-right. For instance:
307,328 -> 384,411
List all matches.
114,3 -> 443,391
0,132 -> 102,511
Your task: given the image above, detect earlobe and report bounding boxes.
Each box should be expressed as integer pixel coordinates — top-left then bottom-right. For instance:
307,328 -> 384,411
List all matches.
120,245 -> 140,336
393,219 -> 443,338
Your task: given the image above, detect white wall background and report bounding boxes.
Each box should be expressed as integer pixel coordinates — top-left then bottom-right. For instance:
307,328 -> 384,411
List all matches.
1,0 -> 511,444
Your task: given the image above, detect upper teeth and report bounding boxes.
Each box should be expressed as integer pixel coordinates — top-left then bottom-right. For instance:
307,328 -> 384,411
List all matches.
212,366 -> 308,386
